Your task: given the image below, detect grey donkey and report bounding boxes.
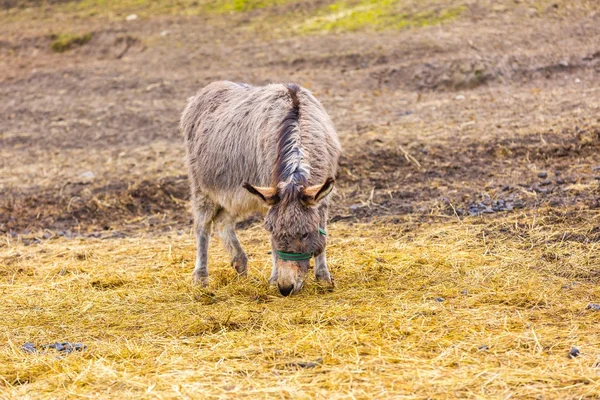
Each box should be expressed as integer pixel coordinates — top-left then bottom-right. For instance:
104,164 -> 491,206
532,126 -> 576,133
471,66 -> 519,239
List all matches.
181,81 -> 341,296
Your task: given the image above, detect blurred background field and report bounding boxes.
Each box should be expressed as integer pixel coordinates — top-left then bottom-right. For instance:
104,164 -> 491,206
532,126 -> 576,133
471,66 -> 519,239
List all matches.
1,0 -> 600,398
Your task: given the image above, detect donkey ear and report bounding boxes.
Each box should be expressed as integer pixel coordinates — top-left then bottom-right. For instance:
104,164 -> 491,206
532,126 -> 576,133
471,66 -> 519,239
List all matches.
243,183 -> 280,206
301,178 -> 335,206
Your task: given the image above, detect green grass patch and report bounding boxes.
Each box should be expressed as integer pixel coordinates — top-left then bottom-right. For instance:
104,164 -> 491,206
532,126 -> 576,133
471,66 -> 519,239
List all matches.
297,0 -> 466,34
50,32 -> 93,52
205,0 -> 293,13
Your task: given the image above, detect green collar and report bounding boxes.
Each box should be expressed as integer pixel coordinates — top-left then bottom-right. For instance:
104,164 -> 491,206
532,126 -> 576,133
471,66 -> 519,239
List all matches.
275,228 -> 326,262
275,250 -> 313,261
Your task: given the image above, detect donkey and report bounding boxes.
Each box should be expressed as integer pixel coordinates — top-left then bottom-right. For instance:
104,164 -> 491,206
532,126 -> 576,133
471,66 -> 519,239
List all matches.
181,81 -> 341,296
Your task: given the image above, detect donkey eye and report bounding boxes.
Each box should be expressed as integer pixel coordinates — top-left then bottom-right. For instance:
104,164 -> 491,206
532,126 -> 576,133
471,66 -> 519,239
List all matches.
301,233 -> 309,241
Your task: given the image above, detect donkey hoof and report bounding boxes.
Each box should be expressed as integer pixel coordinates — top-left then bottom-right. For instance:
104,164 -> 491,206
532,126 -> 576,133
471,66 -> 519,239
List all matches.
316,273 -> 333,285
193,274 -> 209,287
232,256 -> 248,276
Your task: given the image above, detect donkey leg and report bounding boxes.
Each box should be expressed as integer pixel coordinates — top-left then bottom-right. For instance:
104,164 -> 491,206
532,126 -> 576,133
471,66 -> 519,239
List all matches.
217,213 -> 248,276
315,249 -> 332,284
269,252 -> 278,284
315,205 -> 333,284
192,198 -> 221,286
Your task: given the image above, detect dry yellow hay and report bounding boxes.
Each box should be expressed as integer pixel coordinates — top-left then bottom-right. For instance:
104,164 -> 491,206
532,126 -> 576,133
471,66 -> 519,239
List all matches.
1,208 -> 599,398
2,0 -> 600,398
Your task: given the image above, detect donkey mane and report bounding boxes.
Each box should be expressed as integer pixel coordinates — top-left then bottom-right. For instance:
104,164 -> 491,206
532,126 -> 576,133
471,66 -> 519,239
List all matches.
273,84 -> 310,189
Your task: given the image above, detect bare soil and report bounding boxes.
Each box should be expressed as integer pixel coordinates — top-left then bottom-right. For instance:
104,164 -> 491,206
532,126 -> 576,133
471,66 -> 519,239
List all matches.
1,2 -> 599,238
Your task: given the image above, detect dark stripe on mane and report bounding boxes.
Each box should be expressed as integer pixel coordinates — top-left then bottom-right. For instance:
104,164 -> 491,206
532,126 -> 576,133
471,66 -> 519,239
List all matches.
287,83 -> 300,111
273,84 -> 305,187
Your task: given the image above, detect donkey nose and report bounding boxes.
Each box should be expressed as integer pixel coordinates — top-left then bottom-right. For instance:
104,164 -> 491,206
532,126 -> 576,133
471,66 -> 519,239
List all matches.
278,283 -> 294,297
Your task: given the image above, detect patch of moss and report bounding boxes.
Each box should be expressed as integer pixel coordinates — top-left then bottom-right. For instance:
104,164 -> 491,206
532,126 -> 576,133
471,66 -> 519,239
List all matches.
50,32 -> 93,52
206,0 -> 292,13
298,0 -> 465,34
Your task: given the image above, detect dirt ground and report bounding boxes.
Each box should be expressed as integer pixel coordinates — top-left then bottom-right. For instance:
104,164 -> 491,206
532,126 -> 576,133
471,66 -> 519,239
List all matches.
1,0 -> 599,237
1,0 -> 600,398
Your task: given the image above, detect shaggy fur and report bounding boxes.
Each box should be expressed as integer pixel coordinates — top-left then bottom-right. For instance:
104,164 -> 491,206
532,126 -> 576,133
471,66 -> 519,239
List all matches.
181,81 -> 341,294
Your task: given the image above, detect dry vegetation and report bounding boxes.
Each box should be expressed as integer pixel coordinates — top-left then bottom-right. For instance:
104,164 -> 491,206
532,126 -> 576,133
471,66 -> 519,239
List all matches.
2,214 -> 600,398
1,0 -> 600,398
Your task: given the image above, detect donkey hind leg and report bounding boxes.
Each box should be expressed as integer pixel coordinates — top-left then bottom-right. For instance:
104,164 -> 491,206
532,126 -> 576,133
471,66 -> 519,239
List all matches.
315,205 -> 333,284
216,212 -> 248,276
192,198 -> 221,286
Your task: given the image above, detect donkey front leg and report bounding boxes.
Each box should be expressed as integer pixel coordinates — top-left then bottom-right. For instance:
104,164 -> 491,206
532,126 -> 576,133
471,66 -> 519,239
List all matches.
315,205 -> 333,284
269,252 -> 278,284
192,199 -> 221,286
315,249 -> 332,284
217,213 -> 248,276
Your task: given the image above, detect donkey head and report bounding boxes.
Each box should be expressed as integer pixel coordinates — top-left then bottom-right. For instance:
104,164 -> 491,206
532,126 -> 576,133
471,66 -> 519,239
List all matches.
243,178 -> 334,296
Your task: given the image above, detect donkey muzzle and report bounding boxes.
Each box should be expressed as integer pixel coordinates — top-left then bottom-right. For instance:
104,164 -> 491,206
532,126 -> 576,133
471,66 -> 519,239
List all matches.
278,283 -> 294,296
276,259 -> 308,296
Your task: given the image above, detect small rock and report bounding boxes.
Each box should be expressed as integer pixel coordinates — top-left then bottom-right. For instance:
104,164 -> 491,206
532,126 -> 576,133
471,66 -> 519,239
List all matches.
478,345 -> 489,351
78,171 -> 95,180
72,343 -> 86,352
492,199 -> 514,212
285,358 -> 323,369
461,289 -> 470,295
126,14 -> 138,21
586,303 -> 600,312
349,204 -> 362,212
47,342 -> 67,352
145,82 -> 162,92
569,346 -> 580,358
556,177 -> 566,185
575,78 -> 581,84
22,343 -> 37,353
435,297 -> 445,302
455,94 -> 465,101
45,342 -> 87,354
538,171 -> 548,179
160,30 -> 170,37
468,201 -> 499,216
